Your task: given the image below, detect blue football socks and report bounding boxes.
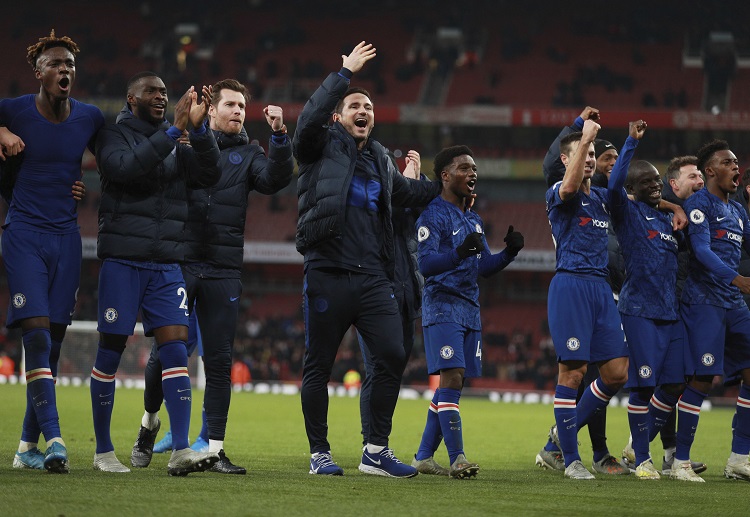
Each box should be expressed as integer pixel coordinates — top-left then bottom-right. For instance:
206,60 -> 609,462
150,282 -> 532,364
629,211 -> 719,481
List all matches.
437,388 -> 463,465
159,340 -> 192,451
90,346 -> 122,453
415,389 -> 443,461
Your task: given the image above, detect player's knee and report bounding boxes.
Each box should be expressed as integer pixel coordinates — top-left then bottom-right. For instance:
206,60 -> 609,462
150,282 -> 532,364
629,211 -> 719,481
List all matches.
22,329 -> 50,355
380,345 -> 406,367
558,368 -> 585,389
204,351 -> 231,376
602,371 -> 627,389
633,386 -> 654,399
438,368 -> 464,390
99,334 -> 127,354
661,383 -> 685,397
49,323 -> 67,342
690,375 -> 714,393
599,357 -> 628,388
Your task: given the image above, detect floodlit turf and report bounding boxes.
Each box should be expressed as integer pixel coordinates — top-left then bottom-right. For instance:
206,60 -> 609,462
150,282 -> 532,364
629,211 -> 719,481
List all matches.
0,383 -> 747,516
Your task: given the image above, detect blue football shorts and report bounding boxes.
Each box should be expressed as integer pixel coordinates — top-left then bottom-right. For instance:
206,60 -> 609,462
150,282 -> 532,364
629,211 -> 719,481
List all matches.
2,227 -> 81,327
97,259 -> 189,337
681,303 -> 750,379
423,322 -> 482,378
547,272 -> 627,364
621,314 -> 684,388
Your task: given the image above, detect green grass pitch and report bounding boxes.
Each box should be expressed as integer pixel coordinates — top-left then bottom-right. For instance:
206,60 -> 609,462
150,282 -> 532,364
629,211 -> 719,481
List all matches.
0,383 -> 747,516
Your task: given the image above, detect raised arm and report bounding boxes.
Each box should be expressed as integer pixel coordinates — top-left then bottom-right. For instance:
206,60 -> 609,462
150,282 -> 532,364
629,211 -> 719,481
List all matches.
543,106 -> 599,187
293,42 -> 377,165
608,120 -> 646,205
558,119 -> 600,201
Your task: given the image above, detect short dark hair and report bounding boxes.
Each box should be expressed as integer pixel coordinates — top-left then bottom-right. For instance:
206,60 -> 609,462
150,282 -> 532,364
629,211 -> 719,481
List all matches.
26,29 -> 80,69
334,87 -> 372,114
665,155 -> 698,183
433,145 -> 474,176
211,78 -> 248,105
696,139 -> 730,173
559,131 -> 583,157
126,71 -> 160,94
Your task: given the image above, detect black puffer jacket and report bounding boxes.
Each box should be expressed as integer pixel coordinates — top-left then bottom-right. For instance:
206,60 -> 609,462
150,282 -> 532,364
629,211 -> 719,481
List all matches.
293,71 -> 440,280
392,202 -> 424,317
184,128 -> 293,269
96,105 -> 220,262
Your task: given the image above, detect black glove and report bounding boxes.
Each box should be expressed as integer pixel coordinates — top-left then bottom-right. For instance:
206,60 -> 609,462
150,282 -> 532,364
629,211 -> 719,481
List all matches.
504,225 -> 524,257
456,232 -> 485,259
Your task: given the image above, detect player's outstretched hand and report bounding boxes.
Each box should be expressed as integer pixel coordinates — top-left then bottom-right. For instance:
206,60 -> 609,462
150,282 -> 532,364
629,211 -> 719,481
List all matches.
629,119 -> 647,140
580,106 -> 600,122
456,232 -> 485,259
0,127 -> 25,161
342,41 -> 377,74
72,180 -> 86,202
403,150 -> 421,179
582,118 -> 601,143
732,275 -> 750,295
264,105 -> 284,131
671,205 -> 687,230
173,86 -> 194,131
189,85 -> 212,128
503,225 -> 524,257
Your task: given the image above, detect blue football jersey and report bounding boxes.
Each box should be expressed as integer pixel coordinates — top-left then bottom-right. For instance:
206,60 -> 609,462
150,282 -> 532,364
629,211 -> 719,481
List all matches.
609,191 -> 679,320
682,187 -> 750,309
607,136 -> 679,320
546,183 -> 610,277
417,197 -> 487,329
0,95 -> 104,233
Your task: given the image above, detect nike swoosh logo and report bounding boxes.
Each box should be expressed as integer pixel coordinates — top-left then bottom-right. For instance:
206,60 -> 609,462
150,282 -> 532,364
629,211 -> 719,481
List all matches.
99,393 -> 112,398
717,216 -> 726,221
33,393 -> 43,400
638,422 -> 647,427
177,388 -> 190,393
581,202 -> 590,206
645,216 -> 656,220
364,453 -> 381,465
452,229 -> 461,235
563,417 -> 574,423
230,296 -> 240,302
